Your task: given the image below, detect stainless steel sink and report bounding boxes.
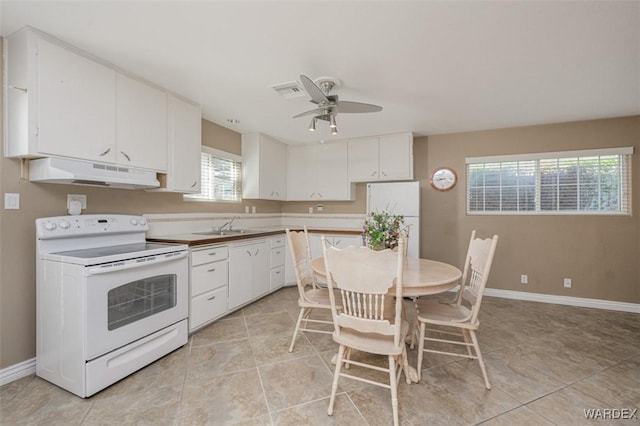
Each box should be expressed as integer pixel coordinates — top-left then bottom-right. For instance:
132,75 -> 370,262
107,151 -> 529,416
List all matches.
193,229 -> 250,236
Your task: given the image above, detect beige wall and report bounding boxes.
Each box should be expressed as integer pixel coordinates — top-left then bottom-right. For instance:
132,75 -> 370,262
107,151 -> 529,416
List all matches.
421,116 -> 640,304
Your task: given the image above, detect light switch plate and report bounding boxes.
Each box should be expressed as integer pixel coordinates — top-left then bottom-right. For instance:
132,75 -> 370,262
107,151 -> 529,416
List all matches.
4,193 -> 20,210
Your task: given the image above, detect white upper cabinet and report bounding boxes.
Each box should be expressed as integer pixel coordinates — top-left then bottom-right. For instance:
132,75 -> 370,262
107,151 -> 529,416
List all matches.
5,30 -> 117,160
348,132 -> 414,182
115,73 -> 168,171
5,27 -> 199,177
242,133 -> 287,200
153,96 -> 201,193
286,142 -> 354,201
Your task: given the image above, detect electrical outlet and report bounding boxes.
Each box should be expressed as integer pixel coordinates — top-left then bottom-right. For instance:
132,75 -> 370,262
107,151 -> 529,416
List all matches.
67,194 -> 87,209
520,274 -> 528,284
563,278 -> 572,288
316,204 -> 323,212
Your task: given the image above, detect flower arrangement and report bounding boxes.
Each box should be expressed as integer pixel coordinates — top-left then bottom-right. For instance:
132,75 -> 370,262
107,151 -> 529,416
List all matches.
362,210 -> 407,251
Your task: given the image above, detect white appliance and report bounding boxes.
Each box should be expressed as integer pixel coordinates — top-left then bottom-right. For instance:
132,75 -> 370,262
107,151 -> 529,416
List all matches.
36,214 -> 188,397
29,157 -> 160,189
367,181 -> 420,258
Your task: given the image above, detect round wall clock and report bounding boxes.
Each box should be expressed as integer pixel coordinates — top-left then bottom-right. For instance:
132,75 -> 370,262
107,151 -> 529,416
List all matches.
430,167 -> 457,191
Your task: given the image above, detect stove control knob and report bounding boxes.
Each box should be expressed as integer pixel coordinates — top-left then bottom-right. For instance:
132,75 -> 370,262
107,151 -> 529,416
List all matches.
44,222 -> 57,231
130,218 -> 139,226
59,220 -> 71,229
139,218 -> 147,226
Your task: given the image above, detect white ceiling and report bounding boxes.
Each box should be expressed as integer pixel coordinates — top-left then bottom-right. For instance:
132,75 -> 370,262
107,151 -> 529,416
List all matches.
2,1 -> 639,145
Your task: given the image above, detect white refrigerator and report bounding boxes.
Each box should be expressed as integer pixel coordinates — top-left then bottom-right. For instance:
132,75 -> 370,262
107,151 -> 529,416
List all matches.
366,181 -> 420,258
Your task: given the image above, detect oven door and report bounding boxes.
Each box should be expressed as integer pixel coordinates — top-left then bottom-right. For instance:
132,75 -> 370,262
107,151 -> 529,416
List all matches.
84,251 -> 188,360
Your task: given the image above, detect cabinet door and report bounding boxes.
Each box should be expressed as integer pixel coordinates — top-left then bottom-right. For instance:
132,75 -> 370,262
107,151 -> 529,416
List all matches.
116,73 -> 168,171
379,133 -> 413,180
228,245 -> 254,309
348,137 -> 379,182
251,241 -> 270,298
286,145 -> 315,200
168,96 -> 201,192
37,38 -> 116,161
260,135 -> 287,200
315,143 -> 352,200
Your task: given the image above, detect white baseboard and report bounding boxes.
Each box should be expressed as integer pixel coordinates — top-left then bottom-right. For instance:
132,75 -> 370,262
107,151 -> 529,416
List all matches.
484,288 -> 640,313
0,357 -> 35,386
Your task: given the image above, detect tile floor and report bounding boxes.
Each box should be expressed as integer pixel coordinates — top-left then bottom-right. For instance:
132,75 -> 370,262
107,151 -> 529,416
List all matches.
1,286 -> 639,425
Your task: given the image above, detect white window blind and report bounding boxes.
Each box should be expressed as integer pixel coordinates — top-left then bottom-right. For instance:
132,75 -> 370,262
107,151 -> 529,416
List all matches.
466,147 -> 633,215
185,147 -> 242,202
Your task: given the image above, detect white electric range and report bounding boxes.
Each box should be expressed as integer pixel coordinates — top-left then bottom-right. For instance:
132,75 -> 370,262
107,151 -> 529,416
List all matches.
36,214 -> 189,397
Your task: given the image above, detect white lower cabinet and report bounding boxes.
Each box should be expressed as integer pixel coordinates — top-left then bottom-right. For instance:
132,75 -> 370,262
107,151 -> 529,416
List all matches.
228,239 -> 269,310
187,232 -> 360,331
189,245 -> 229,332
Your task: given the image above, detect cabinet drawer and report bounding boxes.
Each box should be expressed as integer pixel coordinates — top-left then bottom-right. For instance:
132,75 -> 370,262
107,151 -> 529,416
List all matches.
270,235 -> 285,248
191,246 -> 228,266
270,266 -> 285,290
270,247 -> 285,268
190,286 -> 228,331
191,261 -> 228,296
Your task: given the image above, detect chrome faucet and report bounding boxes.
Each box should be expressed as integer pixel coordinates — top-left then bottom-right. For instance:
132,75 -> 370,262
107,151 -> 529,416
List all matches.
218,216 -> 239,232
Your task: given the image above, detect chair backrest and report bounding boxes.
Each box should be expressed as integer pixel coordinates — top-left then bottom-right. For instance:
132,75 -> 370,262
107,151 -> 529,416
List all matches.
322,235 -> 406,347
285,227 -> 317,301
457,231 -> 499,323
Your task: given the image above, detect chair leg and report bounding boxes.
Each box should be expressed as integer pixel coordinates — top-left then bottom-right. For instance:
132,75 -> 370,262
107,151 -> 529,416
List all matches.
416,321 -> 426,381
344,347 -> 352,370
469,330 -> 491,390
388,354 -> 399,426
328,345 -> 345,416
401,346 -> 411,384
288,307 -> 306,353
462,329 -> 473,358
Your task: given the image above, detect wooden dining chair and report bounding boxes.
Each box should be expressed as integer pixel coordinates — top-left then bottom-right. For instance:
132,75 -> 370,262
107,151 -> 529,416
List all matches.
286,227 -> 338,353
413,231 -> 498,389
322,235 -> 410,426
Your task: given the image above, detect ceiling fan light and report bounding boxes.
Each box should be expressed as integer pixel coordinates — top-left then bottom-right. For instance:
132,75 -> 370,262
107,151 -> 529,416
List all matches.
329,114 -> 337,129
331,125 -> 338,135
308,117 -> 316,132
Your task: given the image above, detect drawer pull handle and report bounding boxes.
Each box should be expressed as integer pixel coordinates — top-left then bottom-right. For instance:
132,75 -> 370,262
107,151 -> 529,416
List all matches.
208,252 -> 217,256
276,271 -> 281,274
99,148 -> 111,157
207,268 -> 216,272
207,295 -> 216,301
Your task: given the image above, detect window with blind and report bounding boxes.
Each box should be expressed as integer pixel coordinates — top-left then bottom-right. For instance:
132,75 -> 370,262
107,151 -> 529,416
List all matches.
466,147 -> 633,215
185,146 -> 242,202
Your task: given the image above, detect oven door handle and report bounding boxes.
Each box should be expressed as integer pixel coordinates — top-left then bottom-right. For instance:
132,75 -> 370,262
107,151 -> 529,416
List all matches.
86,251 -> 188,275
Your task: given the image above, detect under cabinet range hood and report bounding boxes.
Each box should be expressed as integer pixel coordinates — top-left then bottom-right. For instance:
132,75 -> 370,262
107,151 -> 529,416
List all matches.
29,157 -> 160,189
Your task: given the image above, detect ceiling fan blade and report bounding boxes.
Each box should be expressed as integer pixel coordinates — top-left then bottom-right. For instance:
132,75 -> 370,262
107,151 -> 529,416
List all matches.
299,74 -> 329,104
293,107 -> 326,119
334,101 -> 383,114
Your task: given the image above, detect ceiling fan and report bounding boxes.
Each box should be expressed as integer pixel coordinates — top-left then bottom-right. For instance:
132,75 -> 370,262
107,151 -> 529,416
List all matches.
294,74 -> 383,135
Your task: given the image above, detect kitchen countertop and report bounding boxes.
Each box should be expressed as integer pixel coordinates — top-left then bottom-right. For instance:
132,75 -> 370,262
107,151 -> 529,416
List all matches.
146,227 -> 363,247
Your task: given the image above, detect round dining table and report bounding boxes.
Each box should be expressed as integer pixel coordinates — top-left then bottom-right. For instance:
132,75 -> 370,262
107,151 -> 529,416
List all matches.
311,256 -> 462,297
